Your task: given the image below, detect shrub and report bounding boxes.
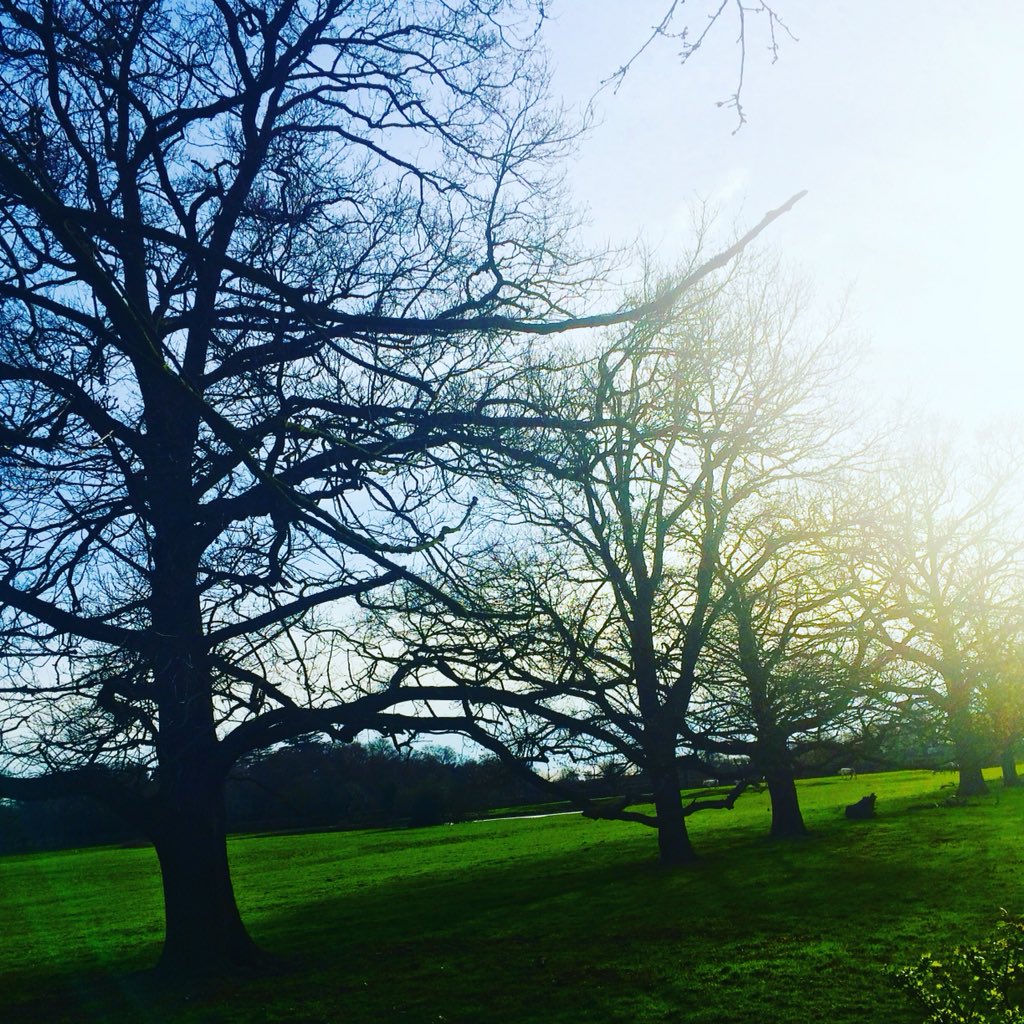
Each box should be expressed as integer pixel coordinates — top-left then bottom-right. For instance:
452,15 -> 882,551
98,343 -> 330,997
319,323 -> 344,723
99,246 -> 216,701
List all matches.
892,916 -> 1024,1023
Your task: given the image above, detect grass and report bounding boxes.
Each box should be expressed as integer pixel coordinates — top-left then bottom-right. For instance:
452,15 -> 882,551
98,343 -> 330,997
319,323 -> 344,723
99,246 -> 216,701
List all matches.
2,767 -> 1024,1023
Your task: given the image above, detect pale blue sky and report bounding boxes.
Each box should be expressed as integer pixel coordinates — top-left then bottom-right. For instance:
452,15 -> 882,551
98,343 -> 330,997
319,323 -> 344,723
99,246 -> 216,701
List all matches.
544,2 -> 1024,430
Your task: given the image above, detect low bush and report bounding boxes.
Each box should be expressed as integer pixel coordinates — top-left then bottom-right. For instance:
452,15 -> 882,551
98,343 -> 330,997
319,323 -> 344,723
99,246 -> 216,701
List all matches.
892,916 -> 1024,1023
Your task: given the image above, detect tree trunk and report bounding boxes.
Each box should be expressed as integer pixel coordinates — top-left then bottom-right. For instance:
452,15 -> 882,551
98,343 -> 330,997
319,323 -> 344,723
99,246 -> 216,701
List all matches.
948,703 -> 989,798
956,762 -> 988,797
138,348 -> 262,978
766,772 -> 808,838
1001,749 -> 1020,788
650,771 -> 697,865
149,634 -> 260,976
153,776 -> 260,976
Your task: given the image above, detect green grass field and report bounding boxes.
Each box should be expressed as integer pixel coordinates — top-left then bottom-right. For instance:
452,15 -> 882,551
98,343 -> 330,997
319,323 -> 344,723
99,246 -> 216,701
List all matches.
2,768 -> 1023,1024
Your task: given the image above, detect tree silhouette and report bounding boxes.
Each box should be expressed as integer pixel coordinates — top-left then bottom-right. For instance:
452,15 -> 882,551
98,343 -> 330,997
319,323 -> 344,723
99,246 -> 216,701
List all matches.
0,0 -> 800,974
363,263 -> 849,863
854,446 -> 1024,798
689,489 -> 873,838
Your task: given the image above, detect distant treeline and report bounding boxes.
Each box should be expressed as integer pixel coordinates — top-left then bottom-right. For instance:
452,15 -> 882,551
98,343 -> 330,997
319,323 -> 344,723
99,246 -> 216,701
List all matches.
224,738 -> 549,833
0,725 -> 952,856
0,739 -> 546,854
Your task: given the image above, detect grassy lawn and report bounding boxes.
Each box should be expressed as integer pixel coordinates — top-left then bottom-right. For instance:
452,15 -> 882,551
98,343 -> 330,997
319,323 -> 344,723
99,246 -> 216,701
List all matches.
2,768 -> 1023,1023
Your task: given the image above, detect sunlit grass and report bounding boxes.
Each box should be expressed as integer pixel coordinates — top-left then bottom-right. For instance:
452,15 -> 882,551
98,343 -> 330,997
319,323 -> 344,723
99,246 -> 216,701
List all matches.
2,767 -> 1022,1023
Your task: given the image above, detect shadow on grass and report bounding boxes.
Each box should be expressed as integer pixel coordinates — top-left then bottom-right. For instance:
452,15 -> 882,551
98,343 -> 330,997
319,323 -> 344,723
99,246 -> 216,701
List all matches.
6,784 -> 1023,1024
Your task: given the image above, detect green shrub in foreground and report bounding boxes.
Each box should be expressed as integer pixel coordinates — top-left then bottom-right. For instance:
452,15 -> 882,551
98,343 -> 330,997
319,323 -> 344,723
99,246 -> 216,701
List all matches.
893,916 -> 1024,1023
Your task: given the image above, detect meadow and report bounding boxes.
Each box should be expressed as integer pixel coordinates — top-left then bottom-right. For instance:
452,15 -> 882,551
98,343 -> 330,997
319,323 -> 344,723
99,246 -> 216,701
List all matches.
2,768 -> 1023,1024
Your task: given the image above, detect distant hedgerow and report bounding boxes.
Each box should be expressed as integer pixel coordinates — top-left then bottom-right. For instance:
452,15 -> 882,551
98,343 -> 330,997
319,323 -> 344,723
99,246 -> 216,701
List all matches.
892,916 -> 1024,1023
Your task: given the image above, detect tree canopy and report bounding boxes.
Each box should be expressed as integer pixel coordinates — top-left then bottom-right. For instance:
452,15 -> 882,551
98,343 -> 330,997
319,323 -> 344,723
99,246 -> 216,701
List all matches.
0,0 -> 802,974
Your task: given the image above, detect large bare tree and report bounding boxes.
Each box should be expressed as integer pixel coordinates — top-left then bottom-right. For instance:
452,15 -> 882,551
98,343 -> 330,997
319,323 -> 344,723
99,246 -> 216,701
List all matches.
0,0 -> 800,975
854,446 -> 1024,797
687,489 -> 874,838
364,264 -> 850,864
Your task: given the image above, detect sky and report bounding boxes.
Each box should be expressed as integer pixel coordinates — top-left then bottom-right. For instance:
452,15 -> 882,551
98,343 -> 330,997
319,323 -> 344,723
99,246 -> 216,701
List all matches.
542,1 -> 1024,433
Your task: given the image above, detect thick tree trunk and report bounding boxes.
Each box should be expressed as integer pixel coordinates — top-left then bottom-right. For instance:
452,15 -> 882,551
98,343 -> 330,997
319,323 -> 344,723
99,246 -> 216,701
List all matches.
1001,750 -> 1020,788
650,771 -> 697,865
943,679 -> 995,800
153,776 -> 260,976
633,620 -> 697,864
766,773 -> 808,838
138,338 -> 262,978
947,702 -> 989,798
956,762 -> 988,797
147,592 -> 260,975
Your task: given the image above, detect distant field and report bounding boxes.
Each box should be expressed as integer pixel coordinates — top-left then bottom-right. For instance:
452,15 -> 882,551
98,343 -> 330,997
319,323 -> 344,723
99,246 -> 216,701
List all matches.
3,768 -> 1023,1024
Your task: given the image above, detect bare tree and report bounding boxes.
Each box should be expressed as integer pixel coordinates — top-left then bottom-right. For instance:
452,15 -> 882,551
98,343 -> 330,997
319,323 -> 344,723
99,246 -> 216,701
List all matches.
0,0 -> 803,976
968,536 -> 1024,789
687,489 -> 875,838
979,636 -> 1024,787
854,446 -> 1024,797
365,262 -> 851,864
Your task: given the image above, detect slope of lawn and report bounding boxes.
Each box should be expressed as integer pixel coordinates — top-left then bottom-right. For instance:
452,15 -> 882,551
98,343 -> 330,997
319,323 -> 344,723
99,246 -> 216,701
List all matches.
2,767 -> 1023,1024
